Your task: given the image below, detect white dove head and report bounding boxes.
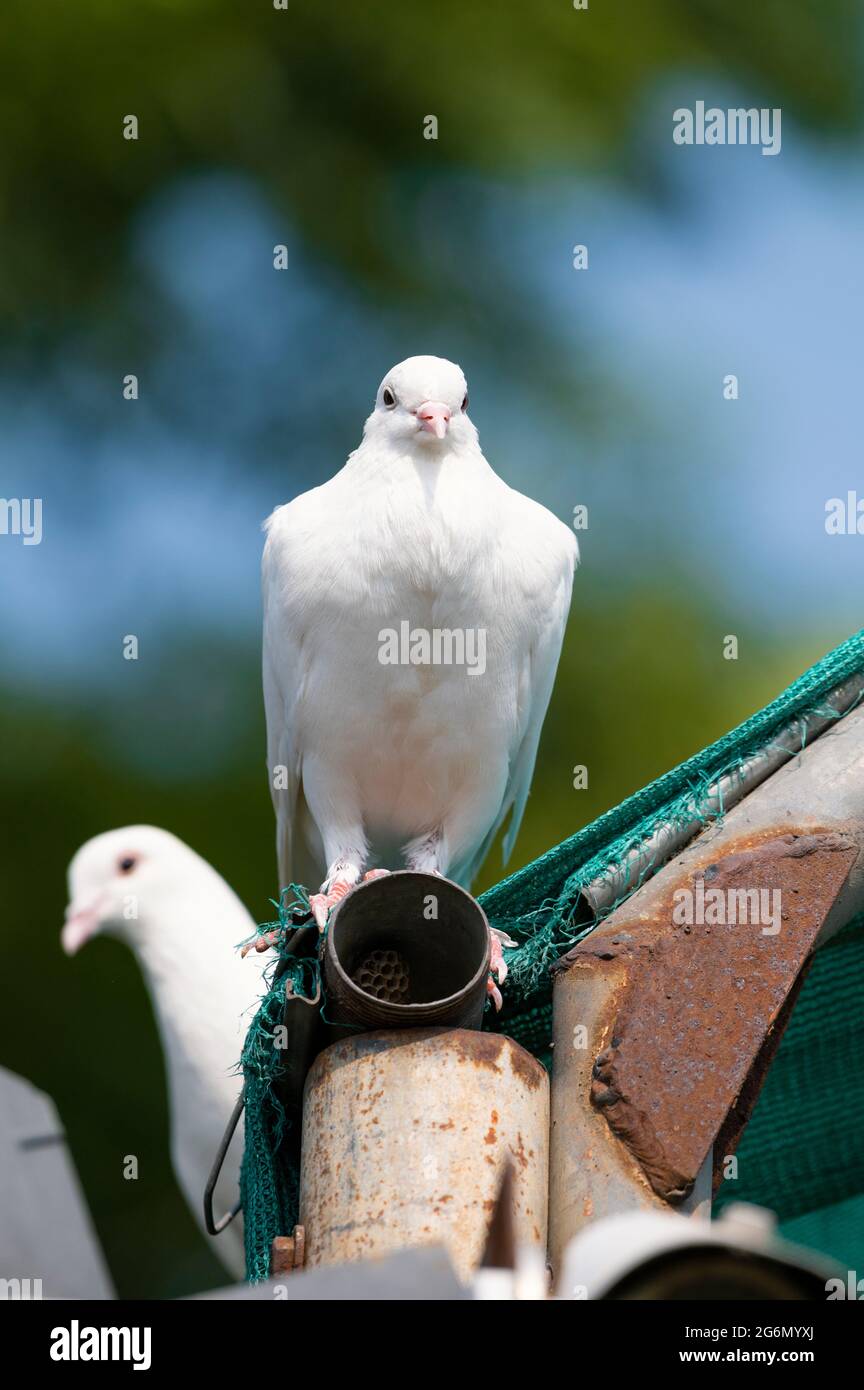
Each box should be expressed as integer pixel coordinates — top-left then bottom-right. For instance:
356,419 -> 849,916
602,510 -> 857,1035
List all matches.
364,355 -> 476,450
62,825 -> 209,956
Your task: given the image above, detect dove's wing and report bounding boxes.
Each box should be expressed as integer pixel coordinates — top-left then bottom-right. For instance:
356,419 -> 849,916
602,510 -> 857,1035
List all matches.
262,625 -> 297,890
262,509 -> 324,892
451,522 -> 577,889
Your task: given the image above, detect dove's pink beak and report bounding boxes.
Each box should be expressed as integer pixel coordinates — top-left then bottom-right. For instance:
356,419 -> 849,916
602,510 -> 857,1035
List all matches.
61,900 -> 102,956
416,401 -> 451,439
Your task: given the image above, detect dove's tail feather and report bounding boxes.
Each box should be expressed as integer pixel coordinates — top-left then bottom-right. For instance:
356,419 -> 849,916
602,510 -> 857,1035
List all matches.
276,788 -> 326,897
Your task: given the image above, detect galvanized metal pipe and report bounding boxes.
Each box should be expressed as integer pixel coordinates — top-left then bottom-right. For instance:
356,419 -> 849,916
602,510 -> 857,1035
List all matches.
579,672 -> 864,921
300,1028 -> 549,1281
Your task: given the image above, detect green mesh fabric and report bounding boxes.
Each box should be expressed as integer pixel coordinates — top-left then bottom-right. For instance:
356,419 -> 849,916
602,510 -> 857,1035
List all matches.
240,627 -> 864,1279
485,625 -> 864,1051
713,916 -> 864,1249
239,893 -> 316,1283
780,1194 -> 864,1275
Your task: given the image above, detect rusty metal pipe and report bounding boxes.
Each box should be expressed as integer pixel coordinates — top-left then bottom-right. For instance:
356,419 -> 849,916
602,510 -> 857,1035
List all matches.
549,703 -> 864,1276
300,1028 -> 548,1281
324,870 -> 491,1031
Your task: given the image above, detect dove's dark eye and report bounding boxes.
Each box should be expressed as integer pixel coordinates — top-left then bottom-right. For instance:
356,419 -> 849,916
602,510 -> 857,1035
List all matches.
461,393 -> 469,412
382,387 -> 396,409
118,856 -> 138,874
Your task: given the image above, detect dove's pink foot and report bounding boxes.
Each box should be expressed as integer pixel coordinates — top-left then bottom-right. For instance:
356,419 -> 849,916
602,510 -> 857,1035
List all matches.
310,866 -> 391,928
309,884 -> 348,930
487,927 -> 515,1012
240,929 -> 279,958
309,860 -> 364,930
309,879 -> 354,929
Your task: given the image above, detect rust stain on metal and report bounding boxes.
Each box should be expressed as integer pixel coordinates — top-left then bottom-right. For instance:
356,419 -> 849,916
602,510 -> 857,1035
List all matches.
451,1026 -> 545,1093
509,1131 -> 530,1171
450,1029 -> 506,1074
507,1042 -> 545,1091
560,829 -> 856,1202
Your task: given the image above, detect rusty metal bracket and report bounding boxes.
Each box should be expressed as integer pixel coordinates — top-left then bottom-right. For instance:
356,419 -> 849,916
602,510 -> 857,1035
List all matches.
580,829 -> 855,1202
271,1225 -> 306,1275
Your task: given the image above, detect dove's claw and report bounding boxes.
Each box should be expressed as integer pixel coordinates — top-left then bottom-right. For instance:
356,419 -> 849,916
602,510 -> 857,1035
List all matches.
310,866 -> 362,930
489,929 -> 508,986
241,929 -> 278,958
310,868 -> 388,926
309,889 -> 340,930
486,927 -> 510,1011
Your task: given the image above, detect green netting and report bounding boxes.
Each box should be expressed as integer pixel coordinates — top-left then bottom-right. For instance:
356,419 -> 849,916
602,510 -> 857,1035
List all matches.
240,626 -> 864,1280
780,1193 -> 864,1275
484,625 -> 864,1051
713,916 -> 864,1231
239,964 -> 302,1282
239,890 -> 315,1283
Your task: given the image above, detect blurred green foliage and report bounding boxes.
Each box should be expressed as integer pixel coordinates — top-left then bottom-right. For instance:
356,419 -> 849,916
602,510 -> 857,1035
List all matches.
1,0 -> 861,339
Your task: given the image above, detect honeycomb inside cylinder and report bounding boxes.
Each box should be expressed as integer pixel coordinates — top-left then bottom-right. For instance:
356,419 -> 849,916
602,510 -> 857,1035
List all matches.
353,948 -> 411,1003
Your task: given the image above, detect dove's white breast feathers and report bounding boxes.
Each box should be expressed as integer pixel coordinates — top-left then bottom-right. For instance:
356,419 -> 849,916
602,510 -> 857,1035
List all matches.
263,427 -> 577,889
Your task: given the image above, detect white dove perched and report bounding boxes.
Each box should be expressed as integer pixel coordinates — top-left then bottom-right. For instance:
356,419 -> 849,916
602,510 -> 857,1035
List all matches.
263,356 -> 577,999
62,826 -> 263,1279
